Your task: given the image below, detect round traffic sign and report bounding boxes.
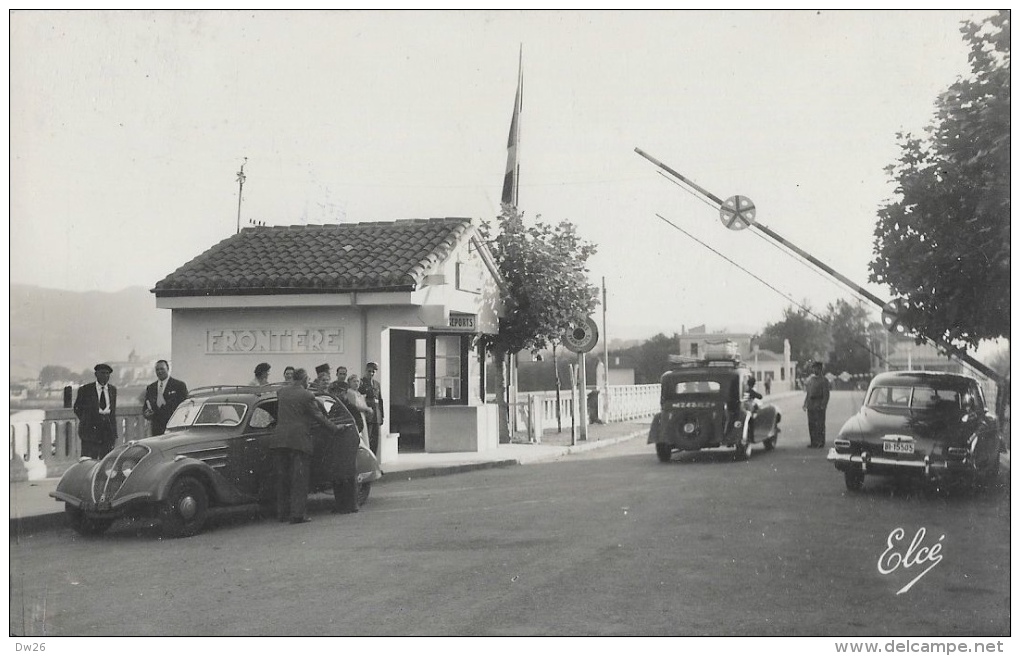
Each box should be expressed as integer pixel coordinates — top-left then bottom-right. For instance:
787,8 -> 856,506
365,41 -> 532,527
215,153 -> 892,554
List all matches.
719,195 -> 756,230
881,298 -> 910,334
562,317 -> 599,353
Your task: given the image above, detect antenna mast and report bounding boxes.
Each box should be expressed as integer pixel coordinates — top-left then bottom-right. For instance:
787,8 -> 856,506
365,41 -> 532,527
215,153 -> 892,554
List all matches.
236,157 -> 247,234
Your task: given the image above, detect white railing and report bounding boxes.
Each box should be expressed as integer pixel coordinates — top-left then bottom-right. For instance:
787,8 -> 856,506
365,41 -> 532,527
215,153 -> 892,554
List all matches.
514,384 -> 659,436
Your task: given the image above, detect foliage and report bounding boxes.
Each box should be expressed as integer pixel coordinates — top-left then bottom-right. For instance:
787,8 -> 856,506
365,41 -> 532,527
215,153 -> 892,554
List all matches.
39,365 -> 76,386
478,205 -> 600,439
825,299 -> 873,375
756,304 -> 830,373
870,11 -> 1010,350
611,333 -> 681,384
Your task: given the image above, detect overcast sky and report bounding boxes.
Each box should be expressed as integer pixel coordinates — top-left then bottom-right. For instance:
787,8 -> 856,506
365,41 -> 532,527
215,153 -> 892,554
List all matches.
10,9 -> 995,342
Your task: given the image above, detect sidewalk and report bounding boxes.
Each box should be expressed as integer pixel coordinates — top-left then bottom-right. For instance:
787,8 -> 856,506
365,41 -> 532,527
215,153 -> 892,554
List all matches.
9,419 -> 650,535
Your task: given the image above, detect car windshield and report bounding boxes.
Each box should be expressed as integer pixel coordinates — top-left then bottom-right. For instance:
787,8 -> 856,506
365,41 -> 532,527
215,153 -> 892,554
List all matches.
669,380 -> 722,394
166,399 -> 249,429
867,385 -> 961,411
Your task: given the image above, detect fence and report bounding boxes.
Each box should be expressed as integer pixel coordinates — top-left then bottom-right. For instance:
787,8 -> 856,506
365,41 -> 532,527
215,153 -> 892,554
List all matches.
512,384 -> 660,441
10,407 -> 148,482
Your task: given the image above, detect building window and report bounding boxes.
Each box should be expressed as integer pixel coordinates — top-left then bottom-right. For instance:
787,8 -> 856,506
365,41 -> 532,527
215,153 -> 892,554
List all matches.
425,333 -> 471,405
690,343 -> 699,357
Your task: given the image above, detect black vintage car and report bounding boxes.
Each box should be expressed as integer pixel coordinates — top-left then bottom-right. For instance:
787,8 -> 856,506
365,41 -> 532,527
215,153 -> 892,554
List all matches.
827,371 -> 1003,492
50,385 -> 382,538
647,356 -> 781,462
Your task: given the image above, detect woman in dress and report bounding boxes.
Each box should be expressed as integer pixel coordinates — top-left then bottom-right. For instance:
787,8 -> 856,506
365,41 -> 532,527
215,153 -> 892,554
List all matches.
344,374 -> 371,446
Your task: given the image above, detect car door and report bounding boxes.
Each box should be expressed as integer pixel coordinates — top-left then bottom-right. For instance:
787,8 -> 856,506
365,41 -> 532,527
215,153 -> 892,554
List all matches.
967,384 -> 1000,470
233,399 -> 277,500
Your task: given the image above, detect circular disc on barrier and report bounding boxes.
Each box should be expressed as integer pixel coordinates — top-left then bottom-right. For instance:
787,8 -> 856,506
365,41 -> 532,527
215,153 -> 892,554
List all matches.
881,298 -> 910,334
719,195 -> 756,230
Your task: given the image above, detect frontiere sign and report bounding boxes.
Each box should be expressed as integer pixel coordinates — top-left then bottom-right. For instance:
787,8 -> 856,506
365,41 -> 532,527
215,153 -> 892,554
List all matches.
206,328 -> 344,354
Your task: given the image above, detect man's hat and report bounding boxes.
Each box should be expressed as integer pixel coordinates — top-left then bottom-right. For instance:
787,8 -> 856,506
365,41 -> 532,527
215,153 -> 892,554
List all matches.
94,363 -> 113,374
315,363 -> 330,375
366,361 -> 379,371
254,362 -> 271,376
812,360 -> 823,367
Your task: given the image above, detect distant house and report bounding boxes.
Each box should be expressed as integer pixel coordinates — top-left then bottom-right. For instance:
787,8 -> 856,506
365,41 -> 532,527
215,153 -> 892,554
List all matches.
9,383 -> 28,402
676,326 -> 797,394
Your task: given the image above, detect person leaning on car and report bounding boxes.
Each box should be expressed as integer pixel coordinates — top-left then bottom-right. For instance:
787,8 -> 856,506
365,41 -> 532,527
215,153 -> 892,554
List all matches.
143,359 -> 188,436
802,360 -> 831,448
73,363 -> 118,459
270,368 -> 345,524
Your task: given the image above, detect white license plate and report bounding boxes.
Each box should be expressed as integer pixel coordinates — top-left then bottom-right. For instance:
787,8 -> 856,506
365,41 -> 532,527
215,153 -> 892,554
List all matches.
883,441 -> 915,454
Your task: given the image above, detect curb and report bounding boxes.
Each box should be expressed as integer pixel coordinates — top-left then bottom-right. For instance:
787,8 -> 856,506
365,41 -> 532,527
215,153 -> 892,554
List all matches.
10,431 -> 645,536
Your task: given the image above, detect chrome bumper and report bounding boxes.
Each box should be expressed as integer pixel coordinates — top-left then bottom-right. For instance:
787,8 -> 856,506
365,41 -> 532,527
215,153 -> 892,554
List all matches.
827,449 -> 962,477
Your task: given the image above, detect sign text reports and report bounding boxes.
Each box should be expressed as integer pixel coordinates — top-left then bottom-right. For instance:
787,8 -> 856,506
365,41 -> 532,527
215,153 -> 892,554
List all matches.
207,328 -> 344,354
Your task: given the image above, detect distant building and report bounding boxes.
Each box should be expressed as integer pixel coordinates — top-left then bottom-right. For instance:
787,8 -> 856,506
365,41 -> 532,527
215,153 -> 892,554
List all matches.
881,340 -> 964,374
676,326 -> 797,394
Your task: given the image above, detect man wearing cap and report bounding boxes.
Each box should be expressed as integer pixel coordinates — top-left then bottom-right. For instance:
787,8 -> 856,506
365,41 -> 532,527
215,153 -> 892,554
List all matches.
360,362 -> 384,455
143,359 -> 189,436
311,363 -> 331,394
73,364 -> 118,459
802,361 -> 831,448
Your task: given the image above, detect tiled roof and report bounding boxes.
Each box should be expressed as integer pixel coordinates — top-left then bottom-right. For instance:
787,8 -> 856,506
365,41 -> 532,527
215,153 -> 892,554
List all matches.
153,218 -> 474,297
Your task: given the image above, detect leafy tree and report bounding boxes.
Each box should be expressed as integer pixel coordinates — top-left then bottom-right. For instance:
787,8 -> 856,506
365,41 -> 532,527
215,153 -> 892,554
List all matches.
870,11 -> 1010,350
39,365 -> 75,386
757,304 -> 829,375
478,206 -> 600,441
825,299 -> 873,375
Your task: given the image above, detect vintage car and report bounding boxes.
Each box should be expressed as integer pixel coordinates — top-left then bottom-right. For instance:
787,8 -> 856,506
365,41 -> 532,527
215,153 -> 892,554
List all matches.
647,356 -> 781,462
827,371 -> 1003,492
50,384 -> 382,538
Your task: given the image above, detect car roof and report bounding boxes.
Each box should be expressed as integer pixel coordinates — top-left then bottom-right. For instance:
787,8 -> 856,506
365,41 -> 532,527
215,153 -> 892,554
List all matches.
869,371 -> 977,389
186,384 -> 335,403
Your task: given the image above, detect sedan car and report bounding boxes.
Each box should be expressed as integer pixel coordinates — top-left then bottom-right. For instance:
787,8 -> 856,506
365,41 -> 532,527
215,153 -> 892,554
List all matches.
827,371 -> 1002,492
647,356 -> 781,462
50,384 -> 383,538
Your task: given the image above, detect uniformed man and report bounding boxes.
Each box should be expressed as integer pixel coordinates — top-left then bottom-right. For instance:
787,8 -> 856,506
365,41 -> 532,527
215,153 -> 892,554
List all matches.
802,361 -> 831,448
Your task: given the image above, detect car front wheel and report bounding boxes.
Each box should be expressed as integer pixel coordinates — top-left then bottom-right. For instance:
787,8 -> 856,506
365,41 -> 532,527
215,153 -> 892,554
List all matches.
844,469 -> 865,492
160,476 -> 209,538
65,503 -> 113,537
655,443 -> 673,463
358,482 -> 372,506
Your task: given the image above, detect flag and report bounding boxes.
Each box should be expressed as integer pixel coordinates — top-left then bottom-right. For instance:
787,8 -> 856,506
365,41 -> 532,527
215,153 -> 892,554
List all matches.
501,49 -> 522,207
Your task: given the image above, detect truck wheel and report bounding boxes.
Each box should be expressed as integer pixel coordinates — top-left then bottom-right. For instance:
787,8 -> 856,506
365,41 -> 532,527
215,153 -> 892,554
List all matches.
844,470 -> 865,492
160,476 -> 209,538
655,443 -> 673,463
65,503 -> 113,537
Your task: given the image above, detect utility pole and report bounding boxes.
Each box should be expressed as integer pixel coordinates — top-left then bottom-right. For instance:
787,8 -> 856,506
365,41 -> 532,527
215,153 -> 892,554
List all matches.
601,277 -> 610,423
236,157 -> 247,234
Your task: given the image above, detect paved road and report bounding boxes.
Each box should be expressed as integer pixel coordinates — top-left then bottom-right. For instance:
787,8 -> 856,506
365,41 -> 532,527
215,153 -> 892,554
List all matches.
9,392 -> 1010,636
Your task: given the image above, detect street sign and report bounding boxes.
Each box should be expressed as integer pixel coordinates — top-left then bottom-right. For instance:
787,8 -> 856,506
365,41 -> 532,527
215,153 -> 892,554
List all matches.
563,317 -> 599,353
719,195 -> 756,230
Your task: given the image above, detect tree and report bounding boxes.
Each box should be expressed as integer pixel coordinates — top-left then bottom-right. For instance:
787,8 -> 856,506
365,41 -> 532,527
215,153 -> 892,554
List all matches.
870,11 -> 1009,350
825,299 -> 872,375
478,206 -> 600,441
39,365 -> 75,386
757,304 -> 829,374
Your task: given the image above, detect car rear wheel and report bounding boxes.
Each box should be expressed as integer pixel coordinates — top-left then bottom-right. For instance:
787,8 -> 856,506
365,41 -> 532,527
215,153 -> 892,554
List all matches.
160,476 -> 209,539
655,443 -> 673,463
65,503 -> 113,537
844,470 -> 865,492
358,482 -> 372,505
763,435 -> 777,451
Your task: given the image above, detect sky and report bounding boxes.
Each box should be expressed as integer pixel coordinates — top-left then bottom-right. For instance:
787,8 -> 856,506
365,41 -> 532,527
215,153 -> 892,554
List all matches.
9,9 -> 1000,345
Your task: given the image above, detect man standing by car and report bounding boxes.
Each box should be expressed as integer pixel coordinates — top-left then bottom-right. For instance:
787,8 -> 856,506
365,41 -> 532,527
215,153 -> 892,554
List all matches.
73,364 -> 118,459
271,368 -> 344,524
360,361 -> 384,455
803,360 -> 831,448
143,359 -> 189,436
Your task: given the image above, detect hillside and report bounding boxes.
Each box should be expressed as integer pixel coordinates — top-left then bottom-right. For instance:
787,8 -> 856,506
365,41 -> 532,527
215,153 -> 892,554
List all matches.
10,284 -> 171,380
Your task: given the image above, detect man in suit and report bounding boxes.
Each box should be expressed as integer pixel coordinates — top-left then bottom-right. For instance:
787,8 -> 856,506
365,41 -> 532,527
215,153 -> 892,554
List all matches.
803,360 -> 831,448
73,363 -> 118,459
270,368 -> 344,524
143,360 -> 189,436
360,361 -> 384,456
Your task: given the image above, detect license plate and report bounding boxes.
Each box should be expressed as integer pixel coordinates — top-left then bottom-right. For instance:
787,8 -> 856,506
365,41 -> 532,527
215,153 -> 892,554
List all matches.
883,441 -> 914,454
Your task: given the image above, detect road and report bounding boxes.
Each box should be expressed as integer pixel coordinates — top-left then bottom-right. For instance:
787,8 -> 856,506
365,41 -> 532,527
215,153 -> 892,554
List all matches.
9,392 -> 1010,636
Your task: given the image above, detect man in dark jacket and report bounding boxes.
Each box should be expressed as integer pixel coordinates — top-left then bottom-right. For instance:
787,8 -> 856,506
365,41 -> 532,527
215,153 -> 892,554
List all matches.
802,361 -> 831,448
73,363 -> 118,459
360,361 -> 384,455
271,368 -> 344,524
143,359 -> 189,436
